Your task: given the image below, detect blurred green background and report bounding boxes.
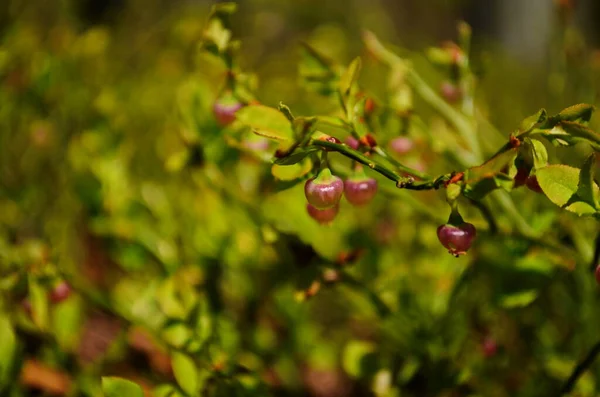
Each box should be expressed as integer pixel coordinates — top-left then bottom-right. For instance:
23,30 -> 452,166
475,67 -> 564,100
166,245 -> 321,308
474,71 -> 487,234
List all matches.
1,0 -> 600,396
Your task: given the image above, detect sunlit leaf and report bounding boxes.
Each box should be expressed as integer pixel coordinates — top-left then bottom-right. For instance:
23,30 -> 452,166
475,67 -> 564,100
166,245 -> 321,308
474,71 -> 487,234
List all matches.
526,138 -> 548,170
536,165 -> 598,215
557,121 -> 600,146
273,147 -> 319,166
339,57 -> 362,96
102,377 -> 144,397
555,103 -> 594,123
0,316 -> 16,388
342,340 -> 377,378
236,105 -> 294,141
271,159 -> 313,181
499,290 -> 538,308
172,352 -> 200,396
465,148 -> 518,184
519,108 -> 547,133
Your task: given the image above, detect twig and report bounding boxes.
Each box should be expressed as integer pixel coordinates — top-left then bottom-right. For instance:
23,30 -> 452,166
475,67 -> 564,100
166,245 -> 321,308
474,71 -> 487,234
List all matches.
558,340 -> 600,396
468,198 -> 498,234
590,229 -> 600,271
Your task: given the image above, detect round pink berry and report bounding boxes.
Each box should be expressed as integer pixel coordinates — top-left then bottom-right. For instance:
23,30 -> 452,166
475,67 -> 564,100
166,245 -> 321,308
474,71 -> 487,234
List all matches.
595,264 -> 600,285
526,175 -> 543,193
440,81 -> 462,103
345,136 -> 360,150
481,336 -> 498,358
50,281 -> 72,303
389,137 -> 414,155
437,222 -> 477,256
304,171 -> 344,210
344,177 -> 378,206
213,98 -> 243,126
307,203 -> 339,224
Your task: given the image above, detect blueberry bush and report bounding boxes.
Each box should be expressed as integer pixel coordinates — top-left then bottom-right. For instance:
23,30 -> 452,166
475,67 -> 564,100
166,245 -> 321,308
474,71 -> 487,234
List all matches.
1,1 -> 600,396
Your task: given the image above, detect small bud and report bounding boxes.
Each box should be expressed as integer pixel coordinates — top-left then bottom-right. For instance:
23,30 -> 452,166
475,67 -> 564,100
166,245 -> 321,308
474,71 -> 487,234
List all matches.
364,97 -> 376,114
322,269 -> 340,284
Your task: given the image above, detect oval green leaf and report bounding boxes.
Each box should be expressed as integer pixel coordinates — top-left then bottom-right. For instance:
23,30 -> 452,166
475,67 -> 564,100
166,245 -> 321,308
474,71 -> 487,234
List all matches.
271,159 -> 312,181
236,105 -> 294,141
536,165 -> 597,215
102,377 -> 144,397
172,352 -> 199,396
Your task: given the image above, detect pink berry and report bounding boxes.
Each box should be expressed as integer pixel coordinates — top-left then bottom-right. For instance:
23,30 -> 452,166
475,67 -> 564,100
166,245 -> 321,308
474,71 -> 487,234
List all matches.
437,222 -> 477,257
213,96 -> 243,126
345,136 -> 360,150
481,336 -> 498,358
307,203 -> 339,224
304,170 -> 344,210
440,81 -> 462,103
22,298 -> 31,313
389,137 -> 414,155
344,177 -> 378,206
513,167 -> 529,188
595,264 -> 600,285
526,175 -> 543,193
50,281 -> 71,303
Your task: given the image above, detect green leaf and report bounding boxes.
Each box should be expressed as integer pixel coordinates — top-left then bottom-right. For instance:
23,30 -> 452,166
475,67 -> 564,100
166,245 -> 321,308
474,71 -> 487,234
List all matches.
236,105 -> 294,141
271,159 -> 313,181
499,290 -> 538,309
536,165 -> 598,215
426,47 -> 453,65
153,384 -> 186,397
526,138 -> 548,170
339,57 -> 362,96
556,103 -> 595,123
102,377 -> 144,397
342,340 -> 377,378
273,148 -> 319,166
28,276 -> 49,330
0,316 -> 16,388
557,121 -> 600,146
201,3 -> 237,55
292,117 -> 317,141
172,352 -> 200,396
562,154 -> 599,210
278,102 -> 295,122
519,108 -> 547,133
155,277 -> 198,319
579,154 -> 598,207
465,147 -> 518,184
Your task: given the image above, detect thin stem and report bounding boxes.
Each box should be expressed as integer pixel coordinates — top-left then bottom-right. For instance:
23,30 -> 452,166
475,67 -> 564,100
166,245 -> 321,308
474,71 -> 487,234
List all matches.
363,30 -> 482,164
558,340 -> 600,396
311,140 -> 447,189
468,198 -> 498,234
590,229 -> 600,271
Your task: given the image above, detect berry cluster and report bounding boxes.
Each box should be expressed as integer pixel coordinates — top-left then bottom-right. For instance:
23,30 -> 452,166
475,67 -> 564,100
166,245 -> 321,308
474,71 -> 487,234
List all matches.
304,168 -> 378,224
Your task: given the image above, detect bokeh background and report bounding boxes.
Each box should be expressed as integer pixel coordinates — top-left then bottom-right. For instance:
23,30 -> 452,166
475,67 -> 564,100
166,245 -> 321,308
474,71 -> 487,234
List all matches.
2,0 -> 600,396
